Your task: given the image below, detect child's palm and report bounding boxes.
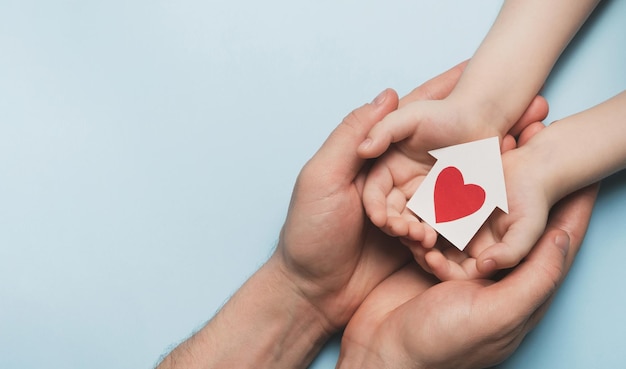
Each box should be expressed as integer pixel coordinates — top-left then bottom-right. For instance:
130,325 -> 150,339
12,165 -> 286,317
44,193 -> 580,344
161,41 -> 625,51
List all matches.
423,149 -> 550,280
360,99 -> 499,244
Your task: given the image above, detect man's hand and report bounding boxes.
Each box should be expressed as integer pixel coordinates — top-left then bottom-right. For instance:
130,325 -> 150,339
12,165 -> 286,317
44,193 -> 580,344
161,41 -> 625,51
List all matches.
337,182 -> 598,369
156,61 -> 553,369
275,60 -> 549,329
157,88 -> 410,369
275,88 -> 411,330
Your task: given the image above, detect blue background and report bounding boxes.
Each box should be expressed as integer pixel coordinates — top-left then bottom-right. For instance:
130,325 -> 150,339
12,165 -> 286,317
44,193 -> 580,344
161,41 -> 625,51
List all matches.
1,1 -> 624,368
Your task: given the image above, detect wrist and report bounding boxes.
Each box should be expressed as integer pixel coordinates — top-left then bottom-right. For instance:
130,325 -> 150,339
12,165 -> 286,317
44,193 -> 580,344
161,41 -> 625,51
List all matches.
335,339 -> 386,369
225,256 -> 335,368
337,333 -> 417,369
272,243 -> 365,332
158,257 -> 333,369
513,138 -> 562,206
444,92 -> 512,141
264,254 -> 340,337
338,317 -> 422,369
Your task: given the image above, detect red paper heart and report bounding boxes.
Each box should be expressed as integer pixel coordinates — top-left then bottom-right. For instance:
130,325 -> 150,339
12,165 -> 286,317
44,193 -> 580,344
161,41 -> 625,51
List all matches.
434,166 -> 485,223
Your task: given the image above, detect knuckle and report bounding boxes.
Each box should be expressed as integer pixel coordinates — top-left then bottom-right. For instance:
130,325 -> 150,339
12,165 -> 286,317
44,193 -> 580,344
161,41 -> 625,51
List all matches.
341,106 -> 368,132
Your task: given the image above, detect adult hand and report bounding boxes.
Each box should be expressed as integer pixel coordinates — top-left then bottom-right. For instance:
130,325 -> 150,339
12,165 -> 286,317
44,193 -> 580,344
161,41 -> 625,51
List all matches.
337,180 -> 598,369
275,62 -> 476,330
158,64 -> 476,369
274,87 -> 410,330
274,60 -> 551,368
157,62 -> 550,369
274,60 -> 548,330
158,88 -> 408,369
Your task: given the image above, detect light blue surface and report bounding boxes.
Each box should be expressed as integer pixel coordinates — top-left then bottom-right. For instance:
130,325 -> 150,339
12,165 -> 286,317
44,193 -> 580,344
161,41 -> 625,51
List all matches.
0,1 -> 624,368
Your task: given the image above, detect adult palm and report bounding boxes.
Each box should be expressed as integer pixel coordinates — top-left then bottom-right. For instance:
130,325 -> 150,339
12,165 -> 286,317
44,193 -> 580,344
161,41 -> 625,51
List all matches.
276,63 -> 474,330
337,184 -> 598,369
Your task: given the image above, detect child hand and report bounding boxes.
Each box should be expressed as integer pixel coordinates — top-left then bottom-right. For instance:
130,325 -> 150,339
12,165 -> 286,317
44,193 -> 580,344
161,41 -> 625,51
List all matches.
420,124 -> 552,280
358,98 -> 502,245
357,95 -> 547,246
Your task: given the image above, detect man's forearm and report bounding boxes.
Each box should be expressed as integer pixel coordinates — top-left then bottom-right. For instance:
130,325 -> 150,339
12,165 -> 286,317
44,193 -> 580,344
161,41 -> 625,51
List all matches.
157,255 -> 333,369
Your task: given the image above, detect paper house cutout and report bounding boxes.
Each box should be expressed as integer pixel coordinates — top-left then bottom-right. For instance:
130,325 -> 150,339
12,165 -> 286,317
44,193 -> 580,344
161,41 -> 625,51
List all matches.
406,137 -> 507,250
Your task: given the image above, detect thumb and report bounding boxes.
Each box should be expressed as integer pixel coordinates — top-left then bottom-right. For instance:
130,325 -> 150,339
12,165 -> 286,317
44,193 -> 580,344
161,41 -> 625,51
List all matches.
308,89 -> 399,182
488,229 -> 570,319
399,60 -> 468,107
477,218 -> 545,273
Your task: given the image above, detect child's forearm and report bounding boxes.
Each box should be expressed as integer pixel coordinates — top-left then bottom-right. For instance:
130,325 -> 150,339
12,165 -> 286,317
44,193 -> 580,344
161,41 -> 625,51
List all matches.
449,0 -> 599,133
524,91 -> 626,205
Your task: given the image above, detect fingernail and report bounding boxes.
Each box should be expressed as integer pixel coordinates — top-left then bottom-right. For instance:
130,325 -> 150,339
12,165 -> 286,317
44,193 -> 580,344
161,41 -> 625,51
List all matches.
359,138 -> 372,151
554,234 -> 570,256
482,259 -> 496,272
372,89 -> 387,105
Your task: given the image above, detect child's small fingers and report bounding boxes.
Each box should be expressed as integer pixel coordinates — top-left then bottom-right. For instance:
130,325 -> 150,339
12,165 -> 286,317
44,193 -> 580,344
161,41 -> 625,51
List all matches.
422,225 -> 439,249
424,249 -> 448,276
383,190 -> 411,237
401,239 -> 433,274
425,250 -> 469,281
517,122 -> 545,146
362,164 -> 394,227
400,208 -> 439,245
501,134 -> 517,153
357,109 -> 420,158
385,216 -> 410,237
476,225 -> 541,274
363,196 -> 387,227
442,245 -> 468,264
406,220 -> 425,241
508,95 -> 549,137
402,209 -> 426,241
477,242 -> 527,275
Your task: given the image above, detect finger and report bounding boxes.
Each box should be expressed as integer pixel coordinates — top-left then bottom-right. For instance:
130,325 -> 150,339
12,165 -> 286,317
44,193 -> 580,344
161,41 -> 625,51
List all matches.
308,88 -> 399,183
421,224 -> 439,249
425,250 -> 474,281
484,185 -> 599,333
520,184 -> 599,331
399,60 -> 469,107
357,60 -> 470,159
356,106 -> 425,158
488,185 -> 599,332
362,161 -> 395,227
517,121 -> 545,146
489,229 -> 570,326
545,184 -> 600,258
424,249 -> 451,279
378,187 -> 412,237
501,134 -> 517,152
401,239 -> 434,274
403,212 -> 436,245
508,95 -> 549,137
487,229 -> 571,320
476,219 -> 545,274
405,216 -> 426,242
386,216 -> 410,238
